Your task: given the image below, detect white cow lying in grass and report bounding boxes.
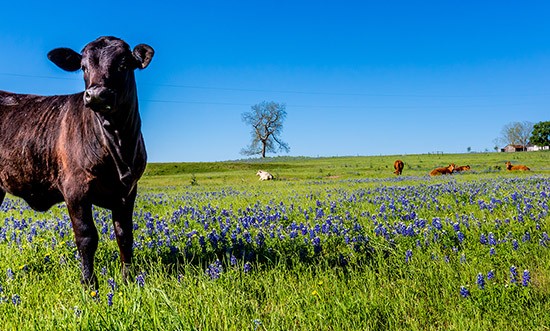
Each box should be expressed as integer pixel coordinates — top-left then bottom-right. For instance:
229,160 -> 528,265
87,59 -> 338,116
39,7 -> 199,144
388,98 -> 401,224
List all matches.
256,170 -> 274,181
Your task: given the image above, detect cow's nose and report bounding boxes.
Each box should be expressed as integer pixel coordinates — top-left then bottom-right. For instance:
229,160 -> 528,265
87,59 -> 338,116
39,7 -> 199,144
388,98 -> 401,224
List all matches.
84,87 -> 115,111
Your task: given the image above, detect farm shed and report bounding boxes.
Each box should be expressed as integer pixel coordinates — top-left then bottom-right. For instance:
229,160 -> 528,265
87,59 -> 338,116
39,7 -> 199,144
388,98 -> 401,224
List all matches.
501,144 -> 525,152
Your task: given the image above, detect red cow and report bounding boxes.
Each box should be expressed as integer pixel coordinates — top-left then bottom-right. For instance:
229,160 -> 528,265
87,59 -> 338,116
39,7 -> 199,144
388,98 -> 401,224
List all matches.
505,161 -> 530,171
454,165 -> 471,172
430,163 -> 455,176
393,160 -> 404,175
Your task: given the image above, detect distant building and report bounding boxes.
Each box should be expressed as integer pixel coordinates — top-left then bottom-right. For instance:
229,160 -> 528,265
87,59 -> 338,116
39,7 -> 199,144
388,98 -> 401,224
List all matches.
526,145 -> 550,151
501,144 -> 549,152
501,144 -> 525,152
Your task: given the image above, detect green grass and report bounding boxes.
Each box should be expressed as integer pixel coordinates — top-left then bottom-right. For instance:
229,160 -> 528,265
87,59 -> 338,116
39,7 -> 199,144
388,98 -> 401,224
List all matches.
1,151 -> 550,330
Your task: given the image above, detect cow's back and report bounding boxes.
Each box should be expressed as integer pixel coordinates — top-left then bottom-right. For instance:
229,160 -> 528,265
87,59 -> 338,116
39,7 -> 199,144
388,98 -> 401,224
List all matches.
0,91 -> 81,209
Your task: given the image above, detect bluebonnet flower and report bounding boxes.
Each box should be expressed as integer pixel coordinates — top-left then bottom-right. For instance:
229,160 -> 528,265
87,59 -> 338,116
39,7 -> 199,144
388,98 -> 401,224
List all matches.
489,247 -> 495,256
488,232 -> 497,246
136,273 -> 146,287
477,273 -> 485,290
108,278 -> 116,292
460,286 -> 470,298
244,262 -> 252,273
487,270 -> 495,280
405,250 -> 413,263
11,294 -> 20,305
457,231 -> 465,243
230,254 -> 238,266
253,319 -> 262,331
452,223 -> 460,232
100,266 -> 107,276
206,260 -> 223,280
312,236 -> 322,254
6,268 -> 14,280
522,270 -> 531,287
510,266 -> 518,283
480,233 -> 488,245
512,239 -> 519,251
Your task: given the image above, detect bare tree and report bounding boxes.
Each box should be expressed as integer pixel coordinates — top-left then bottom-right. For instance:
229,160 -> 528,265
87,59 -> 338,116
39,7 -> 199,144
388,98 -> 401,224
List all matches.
241,101 -> 290,158
498,121 -> 533,150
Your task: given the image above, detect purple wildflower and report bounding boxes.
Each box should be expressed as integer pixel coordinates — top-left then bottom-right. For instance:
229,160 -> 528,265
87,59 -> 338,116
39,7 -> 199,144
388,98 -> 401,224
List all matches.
107,278 -> 116,291
460,286 -> 470,298
136,273 -> 146,287
457,231 -> 465,243
405,249 -> 413,263
487,270 -> 495,280
107,292 -> 114,307
510,266 -> 518,283
522,270 -> 531,287
206,260 -> 223,280
244,262 -> 252,273
480,233 -> 487,245
477,273 -> 485,290
488,232 -> 497,246
11,294 -> 20,305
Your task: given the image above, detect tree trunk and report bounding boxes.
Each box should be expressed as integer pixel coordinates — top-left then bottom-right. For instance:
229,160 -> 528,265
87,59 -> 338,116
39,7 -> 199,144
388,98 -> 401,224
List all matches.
261,141 -> 266,158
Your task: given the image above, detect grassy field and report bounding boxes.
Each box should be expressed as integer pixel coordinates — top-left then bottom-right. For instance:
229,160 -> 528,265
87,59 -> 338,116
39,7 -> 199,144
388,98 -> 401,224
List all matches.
1,151 -> 550,330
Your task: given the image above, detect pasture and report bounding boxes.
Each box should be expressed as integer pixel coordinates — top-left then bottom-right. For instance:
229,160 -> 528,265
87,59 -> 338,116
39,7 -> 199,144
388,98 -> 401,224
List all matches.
1,151 -> 550,330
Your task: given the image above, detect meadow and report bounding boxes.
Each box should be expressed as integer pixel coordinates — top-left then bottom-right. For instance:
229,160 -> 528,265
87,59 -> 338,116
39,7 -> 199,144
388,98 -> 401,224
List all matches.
1,151 -> 550,330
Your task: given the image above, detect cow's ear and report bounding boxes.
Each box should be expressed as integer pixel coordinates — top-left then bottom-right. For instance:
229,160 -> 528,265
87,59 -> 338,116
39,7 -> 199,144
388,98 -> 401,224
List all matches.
132,44 -> 154,69
47,48 -> 82,72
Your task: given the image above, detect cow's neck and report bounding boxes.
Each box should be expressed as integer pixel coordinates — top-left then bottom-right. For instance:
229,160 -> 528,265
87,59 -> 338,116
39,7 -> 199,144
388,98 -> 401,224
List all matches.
94,93 -> 144,194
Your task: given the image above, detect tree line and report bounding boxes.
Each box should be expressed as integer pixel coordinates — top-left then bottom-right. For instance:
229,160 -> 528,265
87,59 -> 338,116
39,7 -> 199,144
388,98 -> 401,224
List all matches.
497,121 -> 550,151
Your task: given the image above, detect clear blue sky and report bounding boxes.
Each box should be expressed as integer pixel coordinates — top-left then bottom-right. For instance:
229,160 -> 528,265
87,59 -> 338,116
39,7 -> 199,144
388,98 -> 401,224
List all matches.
1,1 -> 549,162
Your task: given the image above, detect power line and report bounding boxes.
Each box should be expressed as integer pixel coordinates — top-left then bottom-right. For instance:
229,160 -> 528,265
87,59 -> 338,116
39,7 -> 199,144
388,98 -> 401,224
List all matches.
2,71 -> 548,99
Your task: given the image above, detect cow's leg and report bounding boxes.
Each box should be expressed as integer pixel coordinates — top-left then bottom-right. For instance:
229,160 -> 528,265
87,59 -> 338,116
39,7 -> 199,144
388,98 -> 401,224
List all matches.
112,186 -> 137,283
0,190 -> 5,206
66,198 -> 99,288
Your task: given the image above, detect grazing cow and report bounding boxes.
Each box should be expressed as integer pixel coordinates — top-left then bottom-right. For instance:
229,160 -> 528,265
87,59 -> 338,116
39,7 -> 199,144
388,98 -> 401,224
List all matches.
454,165 -> 471,172
505,161 -> 530,171
393,160 -> 404,175
256,170 -> 274,180
0,36 -> 154,287
429,163 -> 455,176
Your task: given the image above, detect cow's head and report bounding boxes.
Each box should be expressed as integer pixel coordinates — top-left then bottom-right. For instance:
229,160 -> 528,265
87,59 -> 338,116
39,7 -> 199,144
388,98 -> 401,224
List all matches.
48,36 -> 154,114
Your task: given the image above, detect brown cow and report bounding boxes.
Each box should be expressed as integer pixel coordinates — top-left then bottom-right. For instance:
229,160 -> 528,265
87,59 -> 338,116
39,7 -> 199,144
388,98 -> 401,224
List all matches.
393,160 -> 404,175
505,161 -> 530,171
0,36 -> 154,287
454,165 -> 471,172
429,163 -> 455,176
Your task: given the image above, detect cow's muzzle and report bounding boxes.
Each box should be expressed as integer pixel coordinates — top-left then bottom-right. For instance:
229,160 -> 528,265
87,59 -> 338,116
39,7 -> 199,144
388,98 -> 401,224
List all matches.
84,87 -> 116,113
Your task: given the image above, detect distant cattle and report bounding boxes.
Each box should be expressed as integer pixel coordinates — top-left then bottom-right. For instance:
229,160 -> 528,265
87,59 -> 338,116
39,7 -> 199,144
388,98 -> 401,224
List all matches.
430,163 -> 455,176
0,36 -> 154,288
505,161 -> 530,171
454,165 -> 471,172
393,160 -> 404,175
257,170 -> 274,180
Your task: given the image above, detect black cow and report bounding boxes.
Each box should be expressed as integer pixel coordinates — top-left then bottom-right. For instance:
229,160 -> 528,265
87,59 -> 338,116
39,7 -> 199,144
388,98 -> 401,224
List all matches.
0,36 -> 154,287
